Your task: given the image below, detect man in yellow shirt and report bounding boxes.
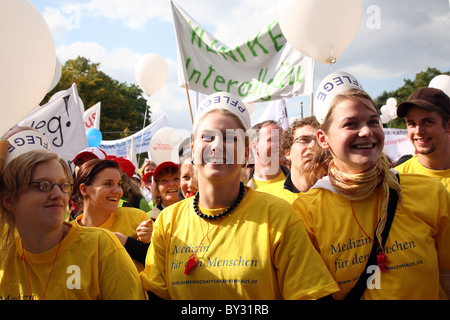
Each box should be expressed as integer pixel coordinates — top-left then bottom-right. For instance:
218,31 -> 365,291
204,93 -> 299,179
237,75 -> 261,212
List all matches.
257,116 -> 320,204
395,87 -> 450,191
248,120 -> 289,189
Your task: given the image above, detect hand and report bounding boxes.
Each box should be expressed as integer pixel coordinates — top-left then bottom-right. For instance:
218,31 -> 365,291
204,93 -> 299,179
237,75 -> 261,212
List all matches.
136,219 -> 153,244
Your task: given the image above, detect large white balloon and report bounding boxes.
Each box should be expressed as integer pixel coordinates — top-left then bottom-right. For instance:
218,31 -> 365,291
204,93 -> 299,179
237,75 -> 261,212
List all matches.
278,0 -> 363,64
0,0 -> 56,136
47,57 -> 62,93
135,53 -> 169,96
149,127 -> 190,165
429,74 -> 450,98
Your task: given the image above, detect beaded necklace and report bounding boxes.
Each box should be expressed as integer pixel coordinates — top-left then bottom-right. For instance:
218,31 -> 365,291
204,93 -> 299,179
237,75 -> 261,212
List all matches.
185,182 -> 245,274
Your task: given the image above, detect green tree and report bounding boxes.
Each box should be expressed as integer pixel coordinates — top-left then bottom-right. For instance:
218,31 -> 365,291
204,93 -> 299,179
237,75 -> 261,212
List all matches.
374,67 -> 449,128
41,56 -> 150,140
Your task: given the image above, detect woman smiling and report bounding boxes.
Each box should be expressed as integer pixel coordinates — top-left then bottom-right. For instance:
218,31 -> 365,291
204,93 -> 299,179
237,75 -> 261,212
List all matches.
71,159 -> 150,271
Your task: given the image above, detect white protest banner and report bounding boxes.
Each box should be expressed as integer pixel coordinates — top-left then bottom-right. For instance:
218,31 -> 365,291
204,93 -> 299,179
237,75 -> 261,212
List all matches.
383,128 -> 415,162
83,102 -> 101,130
171,1 -> 314,103
18,83 -> 88,165
255,99 -> 289,130
99,114 -> 169,158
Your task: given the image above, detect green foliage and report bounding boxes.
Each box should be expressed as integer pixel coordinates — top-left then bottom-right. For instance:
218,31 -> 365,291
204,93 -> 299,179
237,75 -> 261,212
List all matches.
41,56 -> 150,140
374,67 -> 449,129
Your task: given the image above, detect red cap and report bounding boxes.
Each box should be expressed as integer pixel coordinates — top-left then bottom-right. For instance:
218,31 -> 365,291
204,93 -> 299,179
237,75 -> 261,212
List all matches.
73,147 -> 107,166
142,171 -> 154,184
113,157 -> 136,178
153,161 -> 179,182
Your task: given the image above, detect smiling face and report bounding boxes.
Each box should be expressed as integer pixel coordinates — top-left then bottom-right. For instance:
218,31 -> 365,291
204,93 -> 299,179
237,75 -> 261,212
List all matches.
405,106 -> 450,156
8,159 -> 70,235
179,159 -> 198,198
318,97 -> 384,174
192,110 -> 247,184
155,170 -> 180,207
81,167 -> 123,214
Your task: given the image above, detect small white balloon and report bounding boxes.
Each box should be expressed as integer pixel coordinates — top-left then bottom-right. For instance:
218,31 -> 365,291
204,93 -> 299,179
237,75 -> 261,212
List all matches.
389,108 -> 398,120
278,0 -> 363,64
380,113 -> 390,124
429,74 -> 450,98
135,53 -> 169,96
386,97 -> 397,110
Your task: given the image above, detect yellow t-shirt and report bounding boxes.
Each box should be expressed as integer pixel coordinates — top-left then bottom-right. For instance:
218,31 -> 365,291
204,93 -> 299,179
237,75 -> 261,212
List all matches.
252,170 -> 286,189
140,187 -> 339,300
0,222 -> 146,300
256,180 -> 302,204
72,207 -> 149,271
292,173 -> 450,300
395,154 -> 450,192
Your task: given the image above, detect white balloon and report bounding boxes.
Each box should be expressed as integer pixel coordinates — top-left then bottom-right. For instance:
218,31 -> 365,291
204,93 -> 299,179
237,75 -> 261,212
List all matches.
380,113 -> 390,124
135,53 -> 169,96
149,127 -> 190,165
429,74 -> 450,98
380,105 -> 388,115
278,0 -> 363,64
0,0 -> 56,136
389,108 -> 398,120
386,97 -> 397,110
313,71 -> 363,123
47,57 -> 62,93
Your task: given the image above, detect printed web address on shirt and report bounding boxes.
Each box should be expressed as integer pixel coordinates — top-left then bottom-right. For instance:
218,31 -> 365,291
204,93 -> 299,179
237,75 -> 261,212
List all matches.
172,279 -> 258,286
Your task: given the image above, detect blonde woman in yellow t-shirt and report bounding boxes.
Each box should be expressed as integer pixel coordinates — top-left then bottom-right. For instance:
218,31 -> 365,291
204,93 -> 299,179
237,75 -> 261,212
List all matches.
140,92 -> 339,300
0,131 -> 145,300
292,86 -> 450,300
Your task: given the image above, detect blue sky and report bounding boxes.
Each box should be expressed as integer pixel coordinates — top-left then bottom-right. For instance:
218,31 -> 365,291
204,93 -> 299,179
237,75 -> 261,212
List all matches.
30,0 -> 450,132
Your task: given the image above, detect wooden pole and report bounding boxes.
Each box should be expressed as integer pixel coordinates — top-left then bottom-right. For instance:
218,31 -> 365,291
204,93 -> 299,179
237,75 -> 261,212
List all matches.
184,83 -> 194,125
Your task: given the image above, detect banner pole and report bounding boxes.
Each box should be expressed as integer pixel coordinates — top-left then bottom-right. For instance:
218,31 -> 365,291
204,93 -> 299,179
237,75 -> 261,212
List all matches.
184,83 -> 194,126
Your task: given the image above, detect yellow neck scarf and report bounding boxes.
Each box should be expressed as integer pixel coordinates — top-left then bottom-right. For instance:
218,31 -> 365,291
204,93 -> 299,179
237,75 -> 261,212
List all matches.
328,155 -> 402,246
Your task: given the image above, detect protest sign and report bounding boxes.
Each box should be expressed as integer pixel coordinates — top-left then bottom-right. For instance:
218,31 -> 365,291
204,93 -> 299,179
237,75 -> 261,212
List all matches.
383,128 -> 414,162
83,102 -> 101,130
171,1 -> 314,103
18,83 -> 88,166
99,114 -> 169,158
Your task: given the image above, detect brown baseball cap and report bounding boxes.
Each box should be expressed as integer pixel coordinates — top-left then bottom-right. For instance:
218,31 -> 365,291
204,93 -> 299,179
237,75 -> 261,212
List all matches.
397,87 -> 450,118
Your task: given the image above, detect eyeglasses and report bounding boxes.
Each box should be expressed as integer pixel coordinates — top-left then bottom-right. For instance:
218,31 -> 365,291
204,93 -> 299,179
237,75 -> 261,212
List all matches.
292,135 -> 316,146
28,180 -> 73,194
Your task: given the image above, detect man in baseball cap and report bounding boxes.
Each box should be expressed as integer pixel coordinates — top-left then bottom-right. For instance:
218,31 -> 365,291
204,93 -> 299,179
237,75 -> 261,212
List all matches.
395,87 -> 450,192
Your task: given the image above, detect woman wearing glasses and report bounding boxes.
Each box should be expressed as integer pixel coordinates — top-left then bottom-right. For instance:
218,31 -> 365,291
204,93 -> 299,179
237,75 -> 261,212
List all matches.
0,130 -> 145,299
257,116 -> 321,204
71,159 -> 150,272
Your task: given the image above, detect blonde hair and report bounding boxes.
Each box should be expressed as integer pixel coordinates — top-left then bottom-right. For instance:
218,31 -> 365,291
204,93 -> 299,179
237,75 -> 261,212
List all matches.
0,150 -> 72,263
